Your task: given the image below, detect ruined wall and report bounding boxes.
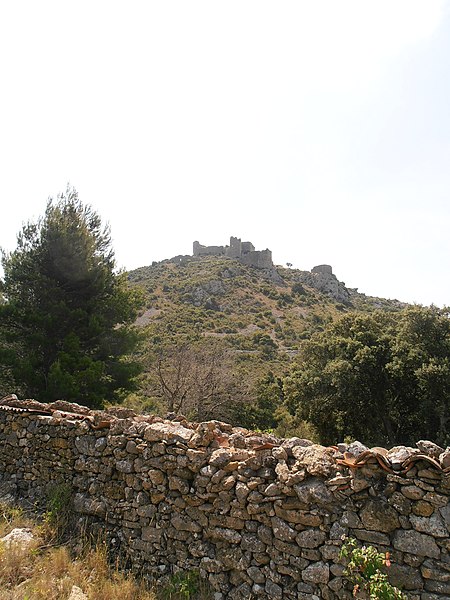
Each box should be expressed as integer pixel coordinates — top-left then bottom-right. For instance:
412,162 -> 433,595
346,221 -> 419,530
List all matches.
0,401 -> 449,600
312,265 -> 333,275
240,249 -> 273,270
193,241 -> 225,257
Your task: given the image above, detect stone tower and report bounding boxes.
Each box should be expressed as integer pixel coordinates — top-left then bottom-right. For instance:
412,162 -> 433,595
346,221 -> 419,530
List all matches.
227,236 -> 242,258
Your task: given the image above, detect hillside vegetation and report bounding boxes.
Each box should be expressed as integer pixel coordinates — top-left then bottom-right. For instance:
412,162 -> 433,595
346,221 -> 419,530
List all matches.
129,256 -> 403,350
126,255 -> 411,440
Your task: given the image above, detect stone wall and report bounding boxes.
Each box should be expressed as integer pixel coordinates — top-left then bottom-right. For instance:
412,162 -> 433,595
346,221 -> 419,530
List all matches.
0,399 -> 449,599
193,241 -> 226,257
240,249 -> 273,270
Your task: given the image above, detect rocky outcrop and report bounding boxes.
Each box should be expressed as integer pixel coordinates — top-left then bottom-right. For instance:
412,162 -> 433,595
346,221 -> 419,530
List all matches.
295,267 -> 350,304
0,397 -> 449,599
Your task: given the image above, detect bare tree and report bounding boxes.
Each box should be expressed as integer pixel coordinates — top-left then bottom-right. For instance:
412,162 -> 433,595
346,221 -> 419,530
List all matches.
150,341 -> 248,421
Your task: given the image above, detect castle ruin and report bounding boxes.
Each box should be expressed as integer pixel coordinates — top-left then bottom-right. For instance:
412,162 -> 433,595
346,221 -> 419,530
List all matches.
193,236 -> 273,269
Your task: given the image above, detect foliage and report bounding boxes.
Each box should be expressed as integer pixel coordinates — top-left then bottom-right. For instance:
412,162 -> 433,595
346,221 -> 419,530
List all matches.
161,570 -> 205,600
285,306 -> 450,446
0,188 -> 143,406
237,372 -> 283,430
340,538 -> 406,599
43,483 -> 73,542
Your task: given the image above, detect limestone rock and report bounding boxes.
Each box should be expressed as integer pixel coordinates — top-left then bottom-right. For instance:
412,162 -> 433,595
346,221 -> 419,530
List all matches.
388,446 -> 420,469
347,441 -> 369,457
1,528 -> 35,549
68,586 -> 88,600
144,422 -> 193,444
416,441 -> 444,460
294,478 -> 333,506
291,445 -> 335,477
439,448 -> 450,470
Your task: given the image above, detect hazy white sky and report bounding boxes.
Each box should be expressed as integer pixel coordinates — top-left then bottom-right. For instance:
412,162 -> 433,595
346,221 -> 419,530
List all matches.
1,1 -> 449,306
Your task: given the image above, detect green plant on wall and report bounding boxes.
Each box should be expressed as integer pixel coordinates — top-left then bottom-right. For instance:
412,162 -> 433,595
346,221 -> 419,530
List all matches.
162,570 -> 201,599
339,537 -> 406,599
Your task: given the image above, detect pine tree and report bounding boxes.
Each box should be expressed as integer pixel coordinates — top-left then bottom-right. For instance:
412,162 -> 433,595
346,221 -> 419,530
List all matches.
0,187 -> 143,407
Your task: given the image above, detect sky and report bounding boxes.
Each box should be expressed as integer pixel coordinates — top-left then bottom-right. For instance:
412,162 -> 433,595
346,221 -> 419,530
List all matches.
1,1 -> 449,307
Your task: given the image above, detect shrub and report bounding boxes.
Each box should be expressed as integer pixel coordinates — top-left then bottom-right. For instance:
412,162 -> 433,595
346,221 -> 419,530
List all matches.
339,537 -> 406,599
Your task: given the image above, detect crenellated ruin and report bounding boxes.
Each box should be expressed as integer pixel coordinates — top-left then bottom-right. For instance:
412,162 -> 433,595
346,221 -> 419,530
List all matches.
193,237 -> 273,269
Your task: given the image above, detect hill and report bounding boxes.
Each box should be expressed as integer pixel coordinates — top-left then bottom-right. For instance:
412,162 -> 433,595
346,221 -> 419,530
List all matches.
126,253 -> 406,430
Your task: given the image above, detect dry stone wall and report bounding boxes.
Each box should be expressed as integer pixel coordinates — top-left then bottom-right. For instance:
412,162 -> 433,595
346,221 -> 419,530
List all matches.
0,398 -> 449,599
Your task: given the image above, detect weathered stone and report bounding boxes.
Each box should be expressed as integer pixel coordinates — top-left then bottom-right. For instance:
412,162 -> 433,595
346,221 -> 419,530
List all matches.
271,517 -> 296,542
291,445 -> 335,477
360,499 -> 400,532
144,422 -> 193,444
388,491 -> 412,515
75,435 -> 98,456
393,530 -> 440,559
116,459 -> 134,473
388,446 -> 420,468
402,485 -> 425,500
142,526 -> 163,543
207,528 -> 242,544
421,559 -> 450,582
416,441 -> 444,459
275,461 -> 306,486
440,448 -> 450,469
171,514 -> 202,533
296,529 -> 326,548
353,529 -> 390,546
439,503 -> 450,529
330,521 -> 347,540
341,510 -> 362,528
410,514 -> 447,537
241,533 -> 266,553
273,538 -> 302,556
424,492 -> 448,508
274,506 -> 321,526
68,586 -> 88,600
413,500 -> 435,517
73,493 -> 106,517
257,525 -> 273,545
1,527 -> 35,549
209,449 -> 235,468
302,561 -> 330,584
200,557 -> 224,573
248,566 -> 265,583
347,441 -> 369,457
294,478 -> 333,505
388,564 -> 424,591
265,580 -> 282,599
424,580 -> 450,594
264,483 -> 281,496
